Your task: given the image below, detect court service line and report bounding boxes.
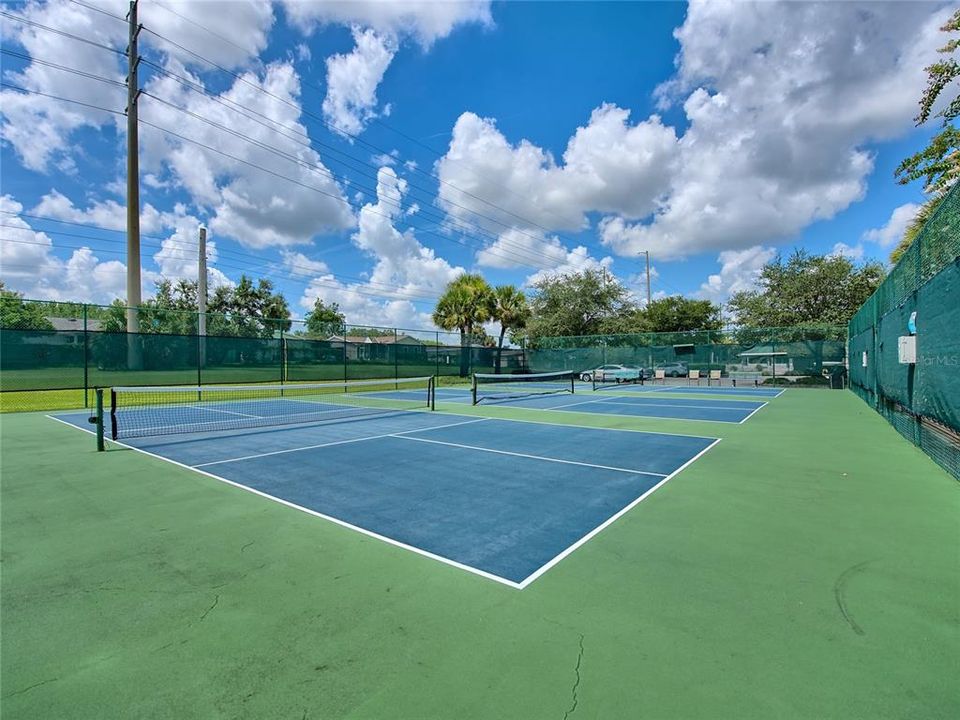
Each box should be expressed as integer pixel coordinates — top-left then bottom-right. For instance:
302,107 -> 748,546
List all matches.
516,437 -> 722,589
192,418 -> 491,468
391,434 -> 667,478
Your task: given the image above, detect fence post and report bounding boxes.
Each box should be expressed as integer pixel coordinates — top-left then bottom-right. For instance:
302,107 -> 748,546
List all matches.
280,324 -> 285,384
436,331 -> 440,380
394,328 -> 399,387
83,303 -> 89,408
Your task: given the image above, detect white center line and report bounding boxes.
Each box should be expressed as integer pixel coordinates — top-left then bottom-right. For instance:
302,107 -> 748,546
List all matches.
390,434 -> 667,478
188,405 -> 262,419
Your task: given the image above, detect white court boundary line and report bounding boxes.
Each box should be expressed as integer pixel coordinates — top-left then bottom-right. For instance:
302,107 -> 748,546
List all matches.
392,435 -> 666,478
515,437 -> 722,589
604,383 -> 785,398
591,398 -> 764,412
546,402 -> 753,425
193,418 -> 489,467
738,401 -> 770,424
46,415 -> 524,589
46,413 -> 720,590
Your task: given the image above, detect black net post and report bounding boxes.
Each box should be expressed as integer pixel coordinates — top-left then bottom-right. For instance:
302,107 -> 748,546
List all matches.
471,374 -> 478,405
109,389 -> 118,441
429,375 -> 436,410
91,387 -> 104,451
569,373 -> 575,394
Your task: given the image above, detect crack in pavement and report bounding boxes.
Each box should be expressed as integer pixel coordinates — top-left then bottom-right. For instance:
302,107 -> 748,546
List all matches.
200,594 -> 220,621
563,634 -> 585,720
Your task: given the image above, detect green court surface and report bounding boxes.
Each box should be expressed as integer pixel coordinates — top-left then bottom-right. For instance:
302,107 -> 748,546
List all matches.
1,390 -> 957,719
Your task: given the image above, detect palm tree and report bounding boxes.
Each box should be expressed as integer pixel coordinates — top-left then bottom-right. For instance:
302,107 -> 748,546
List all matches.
889,192 -> 949,264
432,273 -> 493,377
488,285 -> 530,373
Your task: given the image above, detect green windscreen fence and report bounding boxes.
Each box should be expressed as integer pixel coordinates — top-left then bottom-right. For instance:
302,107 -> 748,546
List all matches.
527,327 -> 847,387
848,183 -> 960,480
0,309 -> 530,412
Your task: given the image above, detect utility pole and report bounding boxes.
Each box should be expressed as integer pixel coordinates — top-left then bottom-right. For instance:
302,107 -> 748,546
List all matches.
125,0 -> 142,367
643,250 -> 652,308
198,226 -> 207,369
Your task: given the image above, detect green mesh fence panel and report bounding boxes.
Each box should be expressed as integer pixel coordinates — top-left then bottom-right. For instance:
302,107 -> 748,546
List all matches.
848,182 -> 960,480
528,328 -> 845,387
284,337 -> 345,382
0,328 -> 86,391
201,335 -> 283,385
88,332 -> 199,388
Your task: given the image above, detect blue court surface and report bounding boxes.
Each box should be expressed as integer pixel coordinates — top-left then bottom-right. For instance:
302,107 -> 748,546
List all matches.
52,409 -> 718,588
434,387 -> 768,423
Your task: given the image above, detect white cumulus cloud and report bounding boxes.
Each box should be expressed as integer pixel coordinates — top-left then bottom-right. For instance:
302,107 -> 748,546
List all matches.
323,27 -> 397,136
862,202 -> 921,247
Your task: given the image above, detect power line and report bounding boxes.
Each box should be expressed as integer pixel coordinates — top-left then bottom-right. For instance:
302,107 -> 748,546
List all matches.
2,13 -> 589,270
1,217 -> 445,302
67,0 -> 127,23
139,26 -> 581,265
137,88 -> 561,269
0,9 -> 126,56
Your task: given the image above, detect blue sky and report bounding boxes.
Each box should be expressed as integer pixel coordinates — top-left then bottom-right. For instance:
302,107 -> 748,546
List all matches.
0,0 -> 951,329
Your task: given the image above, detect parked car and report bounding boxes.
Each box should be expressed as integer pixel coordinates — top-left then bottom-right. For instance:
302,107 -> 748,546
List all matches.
656,361 -> 689,377
622,364 -> 653,380
580,364 -> 642,383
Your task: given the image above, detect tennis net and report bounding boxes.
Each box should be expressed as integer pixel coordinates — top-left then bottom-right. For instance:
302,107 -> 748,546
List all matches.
106,376 -> 435,440
471,371 -> 576,405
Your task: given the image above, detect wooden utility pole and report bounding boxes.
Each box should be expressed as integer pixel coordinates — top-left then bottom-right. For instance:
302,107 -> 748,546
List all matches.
644,250 -> 651,308
126,0 -> 142,366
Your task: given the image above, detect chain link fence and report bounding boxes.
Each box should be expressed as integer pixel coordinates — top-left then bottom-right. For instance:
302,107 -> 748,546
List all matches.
527,326 -> 847,388
848,182 -> 959,480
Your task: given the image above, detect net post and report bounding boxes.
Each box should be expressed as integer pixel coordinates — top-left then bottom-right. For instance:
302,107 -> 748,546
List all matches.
109,389 -> 118,441
592,372 -> 597,392
570,372 -> 575,394
471,374 -> 478,405
429,375 -> 435,410
93,388 -> 105,451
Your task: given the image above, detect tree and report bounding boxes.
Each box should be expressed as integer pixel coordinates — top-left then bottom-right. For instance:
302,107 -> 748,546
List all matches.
895,9 -> 960,194
304,298 -> 345,337
526,269 -> 632,345
889,193 -> 949,264
488,285 -> 530,373
432,273 -> 494,376
0,284 -> 54,330
642,296 -> 722,333
727,250 -> 884,330
892,10 -> 959,262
